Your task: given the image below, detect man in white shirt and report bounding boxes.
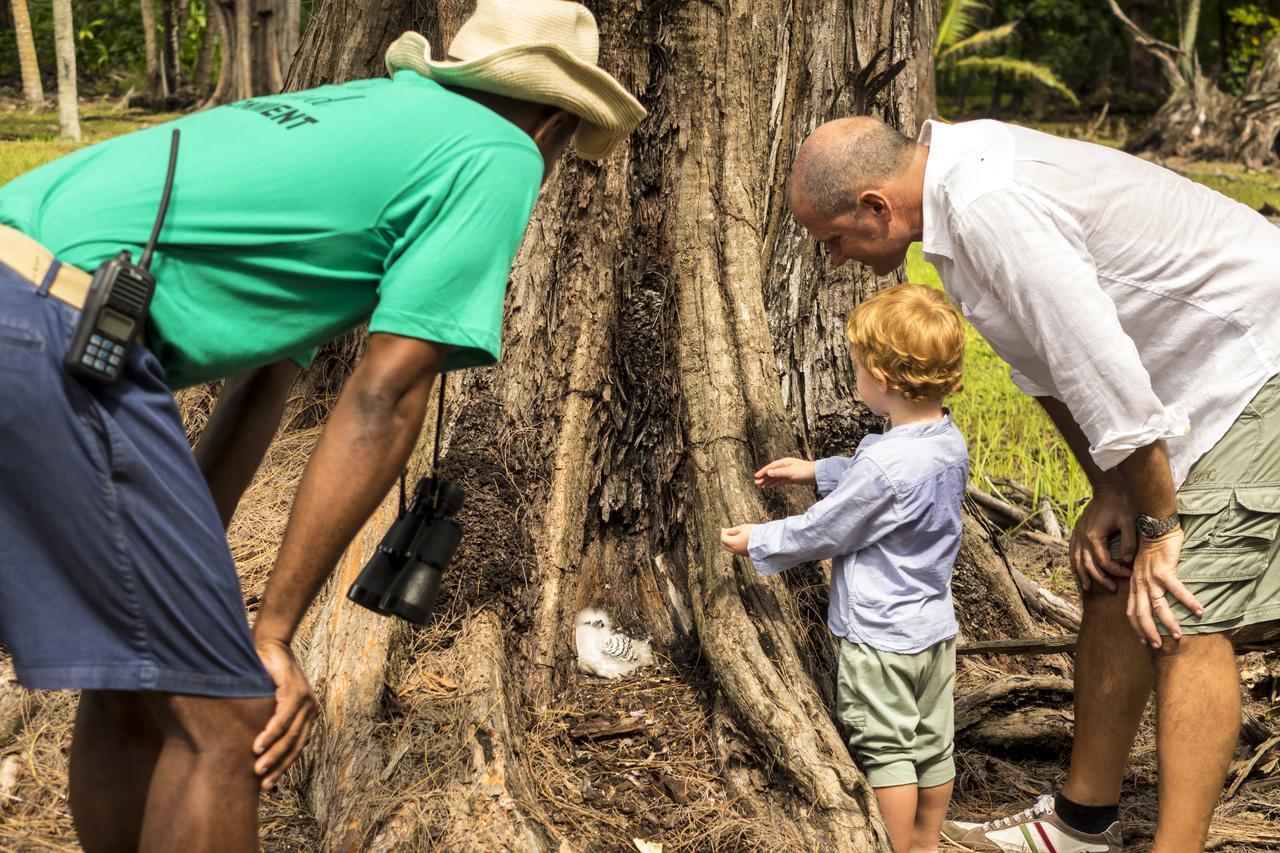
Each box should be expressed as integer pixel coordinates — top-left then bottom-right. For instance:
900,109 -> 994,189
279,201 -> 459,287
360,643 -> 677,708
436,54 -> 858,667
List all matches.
786,116 -> 1280,853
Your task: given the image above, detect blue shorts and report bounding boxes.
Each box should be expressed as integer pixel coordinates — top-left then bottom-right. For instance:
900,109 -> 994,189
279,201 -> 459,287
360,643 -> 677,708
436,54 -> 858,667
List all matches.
0,261 -> 274,697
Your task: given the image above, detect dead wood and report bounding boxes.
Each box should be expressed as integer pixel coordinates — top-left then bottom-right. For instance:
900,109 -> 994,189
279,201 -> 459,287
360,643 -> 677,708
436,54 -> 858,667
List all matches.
959,636 -> 1080,657
1010,568 -> 1082,632
955,675 -> 1075,752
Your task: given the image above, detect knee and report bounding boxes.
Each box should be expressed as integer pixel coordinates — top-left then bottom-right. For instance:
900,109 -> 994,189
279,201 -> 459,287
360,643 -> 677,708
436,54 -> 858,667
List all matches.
146,694 -> 273,763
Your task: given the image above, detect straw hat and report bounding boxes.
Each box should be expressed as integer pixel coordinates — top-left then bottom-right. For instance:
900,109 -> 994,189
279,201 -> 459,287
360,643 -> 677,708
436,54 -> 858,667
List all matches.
384,0 -> 646,161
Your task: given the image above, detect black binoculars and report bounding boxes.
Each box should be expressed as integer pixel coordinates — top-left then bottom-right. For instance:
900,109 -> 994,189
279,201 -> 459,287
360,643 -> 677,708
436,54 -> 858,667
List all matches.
346,476 -> 465,625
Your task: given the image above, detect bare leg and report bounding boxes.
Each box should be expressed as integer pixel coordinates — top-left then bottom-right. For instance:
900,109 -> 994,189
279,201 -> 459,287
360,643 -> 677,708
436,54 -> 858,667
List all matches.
1060,580 -> 1155,806
1151,633 -> 1239,853
910,779 -> 953,853
69,691 -> 164,853
875,783 -> 919,853
137,693 -> 274,853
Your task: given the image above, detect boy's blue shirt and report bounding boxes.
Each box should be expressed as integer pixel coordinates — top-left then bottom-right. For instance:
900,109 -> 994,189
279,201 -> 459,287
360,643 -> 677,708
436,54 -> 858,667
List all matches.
747,414 -> 968,654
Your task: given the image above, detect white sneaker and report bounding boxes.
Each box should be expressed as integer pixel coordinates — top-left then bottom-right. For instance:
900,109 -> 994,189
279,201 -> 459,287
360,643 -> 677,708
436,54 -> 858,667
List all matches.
941,794 -> 1122,852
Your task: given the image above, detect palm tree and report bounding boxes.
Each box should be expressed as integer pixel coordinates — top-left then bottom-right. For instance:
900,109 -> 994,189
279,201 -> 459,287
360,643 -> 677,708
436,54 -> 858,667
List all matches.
10,0 -> 44,111
935,0 -> 1078,109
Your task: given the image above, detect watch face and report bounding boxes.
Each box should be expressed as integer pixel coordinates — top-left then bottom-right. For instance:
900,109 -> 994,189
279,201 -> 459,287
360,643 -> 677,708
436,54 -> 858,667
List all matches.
1137,517 -> 1156,537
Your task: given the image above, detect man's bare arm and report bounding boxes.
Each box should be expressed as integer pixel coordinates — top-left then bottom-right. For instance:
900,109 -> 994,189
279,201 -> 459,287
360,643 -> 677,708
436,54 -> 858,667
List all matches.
1034,396 -> 1113,488
248,333 -> 450,788
194,360 -> 300,527
1035,396 -> 1133,590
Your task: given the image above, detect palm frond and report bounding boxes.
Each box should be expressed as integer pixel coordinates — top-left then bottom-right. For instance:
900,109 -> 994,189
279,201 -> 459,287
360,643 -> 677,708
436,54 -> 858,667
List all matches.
938,22 -> 1018,61
952,55 -> 1081,105
936,0 -> 990,55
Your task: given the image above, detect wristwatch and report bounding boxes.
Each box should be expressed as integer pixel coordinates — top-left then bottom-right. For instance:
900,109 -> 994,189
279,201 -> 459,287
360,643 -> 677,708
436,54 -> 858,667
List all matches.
1136,512 -> 1181,540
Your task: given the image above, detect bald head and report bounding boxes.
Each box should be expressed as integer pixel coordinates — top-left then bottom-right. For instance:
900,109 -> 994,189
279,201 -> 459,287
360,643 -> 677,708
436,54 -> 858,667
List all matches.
790,117 -> 916,220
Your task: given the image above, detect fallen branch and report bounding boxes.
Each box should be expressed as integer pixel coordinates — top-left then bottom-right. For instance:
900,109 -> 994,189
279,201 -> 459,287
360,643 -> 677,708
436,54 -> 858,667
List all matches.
1010,568 -> 1081,632
1039,499 -> 1065,542
966,485 -> 1067,549
956,675 -> 1075,751
966,485 -> 1024,525
958,635 -> 1079,657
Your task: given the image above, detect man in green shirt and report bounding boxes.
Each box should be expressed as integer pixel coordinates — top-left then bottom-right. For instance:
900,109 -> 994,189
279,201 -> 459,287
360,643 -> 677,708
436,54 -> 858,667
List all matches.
0,1 -> 643,849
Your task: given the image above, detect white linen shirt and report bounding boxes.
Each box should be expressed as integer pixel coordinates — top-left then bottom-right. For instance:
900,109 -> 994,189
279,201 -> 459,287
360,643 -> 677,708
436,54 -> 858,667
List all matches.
919,119 -> 1280,487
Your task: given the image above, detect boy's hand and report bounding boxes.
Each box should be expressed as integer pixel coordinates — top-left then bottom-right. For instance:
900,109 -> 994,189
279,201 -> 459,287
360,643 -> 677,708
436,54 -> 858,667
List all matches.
720,524 -> 756,556
754,457 -> 816,488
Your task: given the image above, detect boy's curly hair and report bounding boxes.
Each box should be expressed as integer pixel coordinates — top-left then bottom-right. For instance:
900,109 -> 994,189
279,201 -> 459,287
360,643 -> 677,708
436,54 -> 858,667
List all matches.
846,283 -> 965,401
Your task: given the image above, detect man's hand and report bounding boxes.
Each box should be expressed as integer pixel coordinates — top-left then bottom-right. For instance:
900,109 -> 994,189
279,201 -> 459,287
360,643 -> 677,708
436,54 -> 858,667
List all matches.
252,637 -> 317,791
721,524 -> 756,556
754,458 -> 816,488
1126,527 -> 1204,647
1070,483 -> 1136,593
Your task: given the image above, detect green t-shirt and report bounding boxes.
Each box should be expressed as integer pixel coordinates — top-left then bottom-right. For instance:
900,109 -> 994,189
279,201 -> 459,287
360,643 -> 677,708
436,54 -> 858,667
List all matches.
0,72 -> 543,388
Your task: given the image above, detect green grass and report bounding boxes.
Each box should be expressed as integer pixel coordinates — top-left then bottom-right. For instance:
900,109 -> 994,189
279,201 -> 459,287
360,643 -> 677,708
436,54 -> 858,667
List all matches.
0,105 -> 180,185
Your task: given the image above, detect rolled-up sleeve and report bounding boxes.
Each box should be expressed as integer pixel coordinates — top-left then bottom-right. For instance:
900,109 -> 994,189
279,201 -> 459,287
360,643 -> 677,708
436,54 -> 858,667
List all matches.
747,458 -> 897,576
814,456 -> 853,496
955,191 -> 1188,471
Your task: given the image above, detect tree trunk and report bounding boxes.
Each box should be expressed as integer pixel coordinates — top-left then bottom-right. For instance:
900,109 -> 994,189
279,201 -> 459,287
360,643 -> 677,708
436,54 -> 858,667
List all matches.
192,6 -> 220,96
1109,0 -> 1280,167
10,0 -> 43,111
168,0 -> 193,91
142,0 -> 171,100
209,0 -> 292,104
275,1 -> 1040,849
50,0 -> 79,142
281,0 -> 301,79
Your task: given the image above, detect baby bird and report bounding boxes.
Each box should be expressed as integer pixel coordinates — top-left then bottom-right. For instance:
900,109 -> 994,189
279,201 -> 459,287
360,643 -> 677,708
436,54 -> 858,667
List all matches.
574,608 -> 654,679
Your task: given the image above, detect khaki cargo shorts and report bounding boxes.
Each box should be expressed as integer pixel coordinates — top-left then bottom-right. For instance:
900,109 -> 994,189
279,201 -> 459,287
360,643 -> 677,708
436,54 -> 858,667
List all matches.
835,638 -> 956,788
1133,374 -> 1280,635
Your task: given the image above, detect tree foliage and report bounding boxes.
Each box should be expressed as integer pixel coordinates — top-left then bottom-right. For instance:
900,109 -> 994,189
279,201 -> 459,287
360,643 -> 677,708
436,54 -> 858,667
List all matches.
936,0 -> 1078,106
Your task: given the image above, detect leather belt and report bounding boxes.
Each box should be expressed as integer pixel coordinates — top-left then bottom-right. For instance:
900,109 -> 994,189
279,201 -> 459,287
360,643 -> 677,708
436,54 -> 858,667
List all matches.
0,224 -> 92,309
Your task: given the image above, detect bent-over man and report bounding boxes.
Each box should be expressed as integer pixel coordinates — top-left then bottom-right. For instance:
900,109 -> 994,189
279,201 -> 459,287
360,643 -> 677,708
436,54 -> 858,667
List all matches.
786,115 -> 1280,853
0,1 -> 643,850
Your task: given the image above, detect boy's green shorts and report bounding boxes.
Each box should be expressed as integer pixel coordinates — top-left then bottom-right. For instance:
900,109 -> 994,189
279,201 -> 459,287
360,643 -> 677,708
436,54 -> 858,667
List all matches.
1109,373 -> 1280,635
835,638 -> 955,788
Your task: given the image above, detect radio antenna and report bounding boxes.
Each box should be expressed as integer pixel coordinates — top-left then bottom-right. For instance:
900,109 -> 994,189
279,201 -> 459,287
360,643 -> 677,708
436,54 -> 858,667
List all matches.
139,129 -> 180,271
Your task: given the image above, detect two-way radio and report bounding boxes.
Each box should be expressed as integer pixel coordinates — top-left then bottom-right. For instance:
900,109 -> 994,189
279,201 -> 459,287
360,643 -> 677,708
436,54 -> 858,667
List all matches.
64,129 -> 180,383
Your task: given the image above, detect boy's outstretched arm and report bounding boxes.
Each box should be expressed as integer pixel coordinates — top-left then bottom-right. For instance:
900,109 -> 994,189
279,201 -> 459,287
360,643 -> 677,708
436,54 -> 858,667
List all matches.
742,457 -> 896,575
754,457 -> 816,488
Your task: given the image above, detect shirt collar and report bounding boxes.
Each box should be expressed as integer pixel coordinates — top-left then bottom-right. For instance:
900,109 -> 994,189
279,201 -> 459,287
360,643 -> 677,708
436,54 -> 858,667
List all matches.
885,410 -> 953,438
918,119 -> 955,260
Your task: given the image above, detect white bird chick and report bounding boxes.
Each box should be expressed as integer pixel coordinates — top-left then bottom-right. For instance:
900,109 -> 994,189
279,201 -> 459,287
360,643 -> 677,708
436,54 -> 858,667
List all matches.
574,608 -> 654,679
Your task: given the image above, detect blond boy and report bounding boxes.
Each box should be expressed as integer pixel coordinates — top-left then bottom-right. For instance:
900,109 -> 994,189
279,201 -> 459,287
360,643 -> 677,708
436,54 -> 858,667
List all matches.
721,284 -> 968,853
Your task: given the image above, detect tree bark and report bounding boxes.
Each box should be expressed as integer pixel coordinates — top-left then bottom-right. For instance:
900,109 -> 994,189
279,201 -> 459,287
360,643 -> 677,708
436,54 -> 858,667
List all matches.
10,0 -> 44,111
278,0 -> 1040,848
142,0 -> 171,100
209,0 -> 293,103
192,7 -> 220,95
1108,0 -> 1280,167
168,0 -> 193,90
50,0 -> 79,142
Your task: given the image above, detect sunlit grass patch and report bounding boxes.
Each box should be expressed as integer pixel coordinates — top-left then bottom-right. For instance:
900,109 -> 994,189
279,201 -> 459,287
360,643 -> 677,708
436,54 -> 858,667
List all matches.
0,104 -> 181,184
